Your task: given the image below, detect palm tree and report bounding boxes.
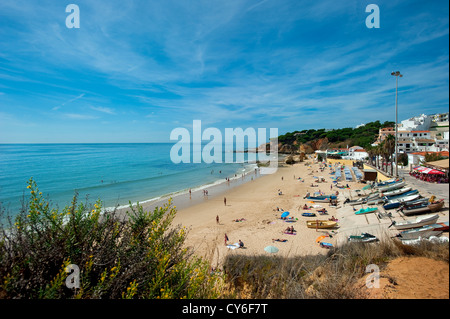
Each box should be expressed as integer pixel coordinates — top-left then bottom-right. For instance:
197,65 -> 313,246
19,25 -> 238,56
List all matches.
383,134 -> 396,176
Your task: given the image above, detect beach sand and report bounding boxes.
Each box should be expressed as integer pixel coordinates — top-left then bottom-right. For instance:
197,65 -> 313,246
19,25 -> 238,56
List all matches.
173,159 -> 344,267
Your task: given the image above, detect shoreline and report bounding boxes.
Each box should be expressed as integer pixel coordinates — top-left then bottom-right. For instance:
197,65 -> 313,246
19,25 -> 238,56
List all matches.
112,155 -> 287,217
113,161 -> 280,218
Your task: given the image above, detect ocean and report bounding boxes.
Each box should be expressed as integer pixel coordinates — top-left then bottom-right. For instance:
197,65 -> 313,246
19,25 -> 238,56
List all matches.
0,143 -> 263,218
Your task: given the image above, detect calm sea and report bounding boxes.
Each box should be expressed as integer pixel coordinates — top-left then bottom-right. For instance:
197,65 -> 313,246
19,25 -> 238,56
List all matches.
0,143 -> 259,217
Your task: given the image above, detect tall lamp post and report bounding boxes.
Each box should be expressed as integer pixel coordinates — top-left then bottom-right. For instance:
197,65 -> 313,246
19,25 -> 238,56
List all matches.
391,71 -> 403,178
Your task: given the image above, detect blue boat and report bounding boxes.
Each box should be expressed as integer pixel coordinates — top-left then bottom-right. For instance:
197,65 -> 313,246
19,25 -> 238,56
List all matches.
302,212 -> 316,217
383,189 -> 418,200
355,207 -> 378,215
383,194 -> 421,210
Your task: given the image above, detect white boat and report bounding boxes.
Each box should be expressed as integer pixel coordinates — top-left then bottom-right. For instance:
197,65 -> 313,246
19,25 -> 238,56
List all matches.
392,214 -> 439,230
381,186 -> 412,197
377,181 -> 406,192
385,194 -> 420,205
399,226 -> 443,240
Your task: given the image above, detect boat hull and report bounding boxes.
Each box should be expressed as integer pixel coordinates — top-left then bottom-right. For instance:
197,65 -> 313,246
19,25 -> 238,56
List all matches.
355,208 -> 378,215
306,220 -> 337,229
394,214 -> 439,230
400,228 -> 443,240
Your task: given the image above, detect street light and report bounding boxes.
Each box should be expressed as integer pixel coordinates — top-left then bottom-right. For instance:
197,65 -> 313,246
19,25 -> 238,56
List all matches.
391,71 -> 403,178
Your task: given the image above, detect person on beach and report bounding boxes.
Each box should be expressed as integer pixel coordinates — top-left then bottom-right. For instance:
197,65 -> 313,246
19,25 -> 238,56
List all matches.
238,240 -> 244,248
272,239 -> 287,242
216,215 -> 220,224
224,197 -> 227,206
224,233 -> 229,245
189,188 -> 191,198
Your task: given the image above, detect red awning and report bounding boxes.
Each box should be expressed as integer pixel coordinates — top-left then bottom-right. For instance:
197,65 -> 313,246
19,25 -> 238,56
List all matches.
413,166 -> 445,175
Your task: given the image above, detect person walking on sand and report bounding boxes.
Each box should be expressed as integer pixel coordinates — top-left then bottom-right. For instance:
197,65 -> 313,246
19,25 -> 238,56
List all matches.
225,233 -> 229,245
216,215 -> 220,224
224,197 -> 227,206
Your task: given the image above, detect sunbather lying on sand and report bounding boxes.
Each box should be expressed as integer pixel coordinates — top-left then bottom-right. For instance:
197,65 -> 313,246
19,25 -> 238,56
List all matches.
272,239 -> 288,242
284,226 -> 296,234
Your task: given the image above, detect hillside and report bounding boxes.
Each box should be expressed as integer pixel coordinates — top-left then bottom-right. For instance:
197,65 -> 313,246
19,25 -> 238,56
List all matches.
276,120 -> 395,154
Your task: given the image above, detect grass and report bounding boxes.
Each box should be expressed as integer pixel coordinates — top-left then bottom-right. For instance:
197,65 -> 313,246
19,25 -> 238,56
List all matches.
220,236 -> 449,299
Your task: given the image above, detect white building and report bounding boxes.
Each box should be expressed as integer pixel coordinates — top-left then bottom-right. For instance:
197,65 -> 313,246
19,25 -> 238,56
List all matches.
399,114 -> 432,131
344,146 -> 368,161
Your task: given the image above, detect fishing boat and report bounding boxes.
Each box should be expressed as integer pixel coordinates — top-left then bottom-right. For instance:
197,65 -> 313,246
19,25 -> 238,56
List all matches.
383,194 -> 421,210
400,198 -> 431,209
374,178 -> 401,188
355,207 -> 378,215
399,226 -> 443,240
383,189 -> 418,201
345,192 -> 380,205
302,212 -> 316,217
376,181 -> 406,192
348,233 -> 378,243
306,220 -> 337,229
305,196 -> 336,203
380,186 -> 412,197
429,221 -> 449,232
400,202 -> 429,215
391,214 -> 439,230
402,200 -> 445,216
429,200 -> 446,212
366,197 -> 387,205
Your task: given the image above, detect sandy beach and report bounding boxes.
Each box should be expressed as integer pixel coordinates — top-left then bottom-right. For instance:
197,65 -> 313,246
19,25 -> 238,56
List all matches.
171,158 -> 449,269
173,158 -> 349,266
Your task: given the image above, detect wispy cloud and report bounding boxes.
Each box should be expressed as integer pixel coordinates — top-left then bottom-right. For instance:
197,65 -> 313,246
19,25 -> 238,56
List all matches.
90,105 -> 116,115
52,93 -> 85,111
62,113 -> 98,120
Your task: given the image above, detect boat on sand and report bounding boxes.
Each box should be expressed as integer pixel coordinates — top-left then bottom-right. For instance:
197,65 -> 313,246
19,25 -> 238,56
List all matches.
390,214 -> 439,230
306,220 -> 337,229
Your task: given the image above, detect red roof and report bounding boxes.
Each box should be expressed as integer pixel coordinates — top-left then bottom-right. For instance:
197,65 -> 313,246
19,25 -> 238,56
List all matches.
411,151 -> 449,157
411,130 -> 430,133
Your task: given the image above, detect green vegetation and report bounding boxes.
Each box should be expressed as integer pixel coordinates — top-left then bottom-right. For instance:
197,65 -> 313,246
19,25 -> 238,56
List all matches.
278,120 -> 395,149
0,178 -> 222,299
424,152 -> 446,162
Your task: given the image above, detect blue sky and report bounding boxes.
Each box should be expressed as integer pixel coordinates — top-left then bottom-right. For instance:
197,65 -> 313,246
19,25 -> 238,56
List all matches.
0,0 -> 448,143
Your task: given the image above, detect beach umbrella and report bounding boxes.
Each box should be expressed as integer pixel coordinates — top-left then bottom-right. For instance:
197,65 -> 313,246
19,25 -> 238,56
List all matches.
281,211 -> 290,218
264,246 -> 279,253
316,235 -> 327,243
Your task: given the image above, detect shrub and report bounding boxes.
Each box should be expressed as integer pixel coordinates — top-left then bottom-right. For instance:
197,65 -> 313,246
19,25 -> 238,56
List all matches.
0,178 -> 222,299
